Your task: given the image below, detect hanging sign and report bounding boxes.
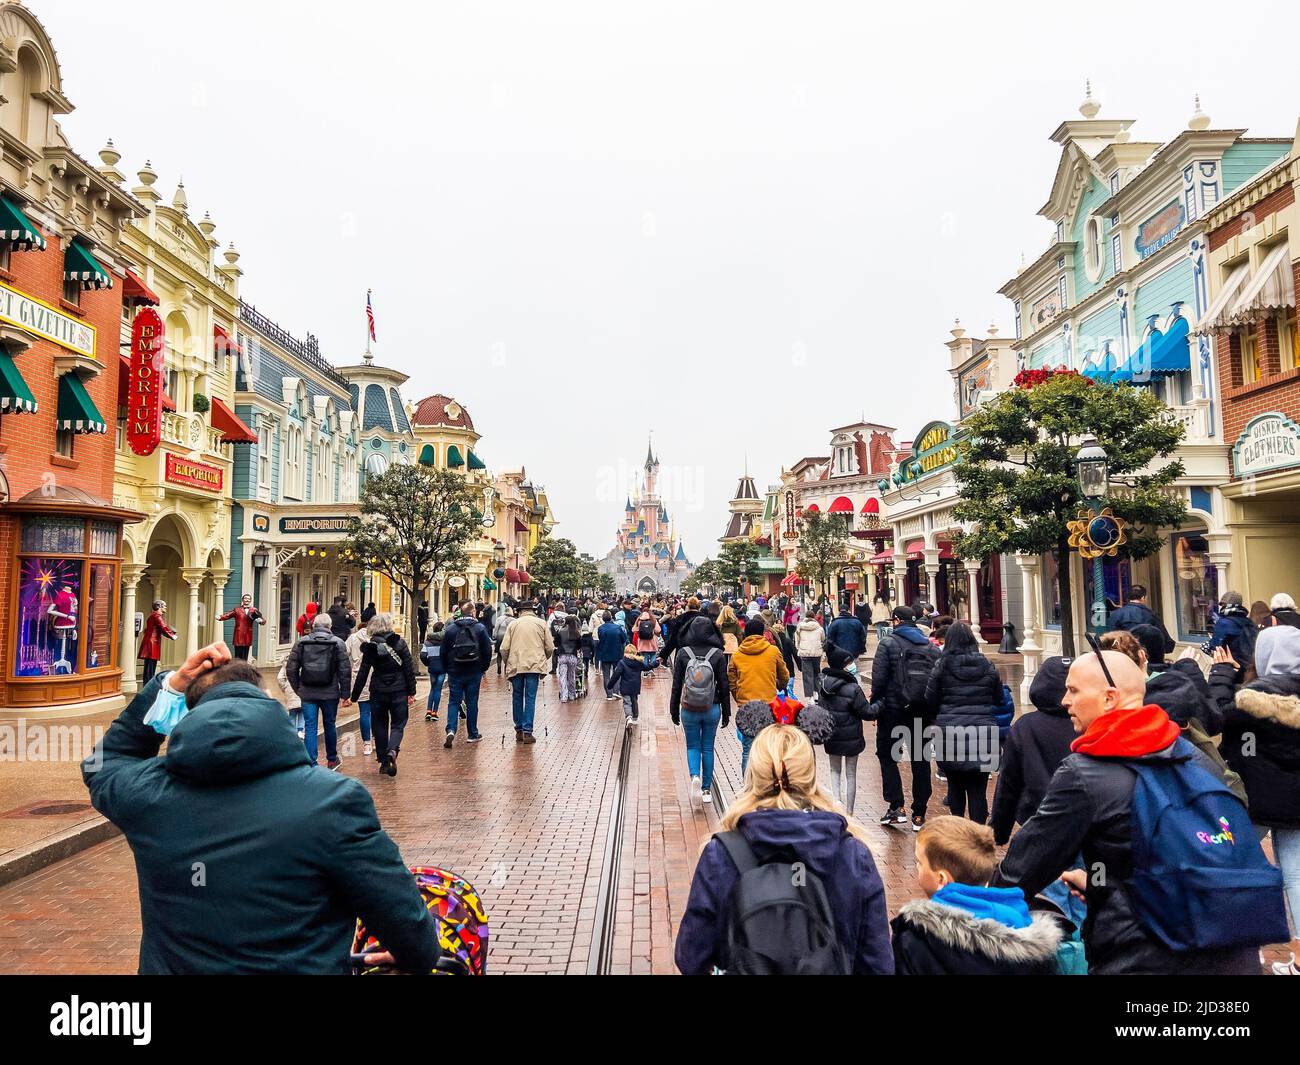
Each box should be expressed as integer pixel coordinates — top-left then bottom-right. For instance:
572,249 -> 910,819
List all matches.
127,308 -> 166,456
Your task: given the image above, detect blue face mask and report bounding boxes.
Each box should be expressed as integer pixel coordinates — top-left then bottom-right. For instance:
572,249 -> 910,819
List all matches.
846,662 -> 859,676
143,678 -> 189,737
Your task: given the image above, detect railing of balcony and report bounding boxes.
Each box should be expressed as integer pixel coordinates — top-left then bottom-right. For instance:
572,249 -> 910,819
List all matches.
238,299 -> 349,389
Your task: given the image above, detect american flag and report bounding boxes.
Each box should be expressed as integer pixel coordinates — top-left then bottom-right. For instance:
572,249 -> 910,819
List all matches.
366,290 -> 377,343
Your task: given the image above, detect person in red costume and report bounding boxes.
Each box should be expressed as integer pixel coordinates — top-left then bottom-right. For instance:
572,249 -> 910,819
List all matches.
140,600 -> 178,684
297,601 -> 319,638
990,650 -> 1262,975
218,594 -> 266,661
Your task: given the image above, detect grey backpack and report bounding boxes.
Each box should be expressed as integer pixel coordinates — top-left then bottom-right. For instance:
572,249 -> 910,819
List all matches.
682,648 -> 721,710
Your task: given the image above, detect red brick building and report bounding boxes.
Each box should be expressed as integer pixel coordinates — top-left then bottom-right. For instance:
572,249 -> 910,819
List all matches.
0,3 -> 144,713
1200,125 -> 1300,602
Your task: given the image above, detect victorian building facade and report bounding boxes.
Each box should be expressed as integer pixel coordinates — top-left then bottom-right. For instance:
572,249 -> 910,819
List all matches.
0,2 -> 143,715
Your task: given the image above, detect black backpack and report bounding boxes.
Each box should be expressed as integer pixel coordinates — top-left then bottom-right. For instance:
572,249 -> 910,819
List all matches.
896,639 -> 940,708
448,620 -> 482,667
299,638 -> 338,689
638,617 -> 655,641
717,832 -> 849,975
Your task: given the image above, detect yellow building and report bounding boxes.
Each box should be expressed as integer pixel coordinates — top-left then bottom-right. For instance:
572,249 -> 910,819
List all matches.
97,147 -> 252,692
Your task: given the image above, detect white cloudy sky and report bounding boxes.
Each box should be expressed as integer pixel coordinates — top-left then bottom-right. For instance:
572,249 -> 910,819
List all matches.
39,0 -> 1300,560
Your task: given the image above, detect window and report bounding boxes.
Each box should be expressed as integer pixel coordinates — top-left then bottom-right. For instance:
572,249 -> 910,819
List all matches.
1110,173 -> 1120,195
1058,275 -> 1068,312
1241,331 -> 1261,383
0,244 -> 10,272
1111,232 -> 1123,273
55,429 -> 74,458
1014,301 -> 1022,339
1084,217 -> 1104,280
1083,557 -> 1132,619
1041,551 -> 1062,628
278,575 -> 295,644
1055,221 -> 1065,243
258,419 -> 272,489
166,366 -> 181,408
1281,308 -> 1299,372
62,278 -> 81,306
1172,532 -> 1217,638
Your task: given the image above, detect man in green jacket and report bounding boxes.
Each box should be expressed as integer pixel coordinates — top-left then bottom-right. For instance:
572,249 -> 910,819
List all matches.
82,643 -> 441,975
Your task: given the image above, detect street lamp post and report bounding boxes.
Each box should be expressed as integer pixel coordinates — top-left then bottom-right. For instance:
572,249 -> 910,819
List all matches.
1076,435 -> 1111,640
739,560 -> 749,602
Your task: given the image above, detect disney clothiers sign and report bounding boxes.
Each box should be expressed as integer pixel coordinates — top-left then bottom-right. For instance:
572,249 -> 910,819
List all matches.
126,308 -> 166,456
1232,412 -> 1300,479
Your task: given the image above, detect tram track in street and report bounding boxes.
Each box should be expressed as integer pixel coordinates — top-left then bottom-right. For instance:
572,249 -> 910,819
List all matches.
586,722 -> 635,975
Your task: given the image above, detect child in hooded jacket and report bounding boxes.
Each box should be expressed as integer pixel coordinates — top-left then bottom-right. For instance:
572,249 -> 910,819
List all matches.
610,642 -> 655,724
819,643 -> 876,814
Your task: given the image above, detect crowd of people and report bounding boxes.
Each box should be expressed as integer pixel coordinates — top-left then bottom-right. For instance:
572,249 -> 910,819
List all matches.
80,575 -> 1300,977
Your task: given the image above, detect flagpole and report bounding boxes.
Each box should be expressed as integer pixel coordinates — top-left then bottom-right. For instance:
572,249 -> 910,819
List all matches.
365,288 -> 372,357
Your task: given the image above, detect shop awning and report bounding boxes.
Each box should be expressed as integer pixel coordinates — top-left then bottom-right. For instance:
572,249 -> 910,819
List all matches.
514,518 -> 529,534
0,351 -> 38,414
861,498 -> 880,515
64,240 -> 113,290
869,548 -> 895,565
0,196 -> 46,251
1120,316 -> 1193,383
483,577 -> 497,591
518,571 -> 532,584
446,444 -> 465,468
213,324 -> 243,361
781,574 -> 806,587
829,496 -> 855,515
56,373 -> 107,434
210,396 -> 257,443
1082,346 -> 1123,381
505,568 -> 521,583
904,540 -> 925,561
1230,242 -> 1295,324
418,444 -> 436,466
468,450 -> 487,471
804,504 -> 820,514
123,269 -> 160,307
1196,262 -> 1251,335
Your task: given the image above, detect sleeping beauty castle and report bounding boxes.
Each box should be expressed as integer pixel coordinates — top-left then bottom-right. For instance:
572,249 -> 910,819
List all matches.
598,442 -> 694,596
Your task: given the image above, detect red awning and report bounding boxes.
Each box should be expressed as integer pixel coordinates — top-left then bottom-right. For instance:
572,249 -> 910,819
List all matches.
518,571 -> 532,584
904,540 -> 925,561
869,548 -> 895,565
829,496 -> 855,515
210,396 -> 257,444
514,518 -> 530,534
214,324 -> 242,360
780,574 -> 806,587
118,353 -> 175,411
937,541 -> 956,561
504,568 -> 521,583
861,498 -> 880,515
804,504 -> 820,514
123,269 -> 160,307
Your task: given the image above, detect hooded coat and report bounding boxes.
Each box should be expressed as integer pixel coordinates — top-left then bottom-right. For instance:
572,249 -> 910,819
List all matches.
674,809 -> 894,975
82,676 -> 441,975
819,668 -> 875,757
1222,674 -> 1300,829
990,665 -> 1077,844
1201,605 -> 1257,670
795,619 -> 825,658
351,631 -> 417,704
891,886 -> 1065,976
728,634 -> 790,706
669,615 -> 730,726
1107,601 -> 1175,653
991,706 -> 1261,975
923,650 -> 1003,774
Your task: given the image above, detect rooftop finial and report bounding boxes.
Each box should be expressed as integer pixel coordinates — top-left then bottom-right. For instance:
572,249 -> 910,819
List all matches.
1079,79 -> 1101,119
1188,94 -> 1211,132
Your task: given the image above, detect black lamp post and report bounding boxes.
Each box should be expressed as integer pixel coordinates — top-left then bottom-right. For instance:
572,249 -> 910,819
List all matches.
1076,435 -> 1111,637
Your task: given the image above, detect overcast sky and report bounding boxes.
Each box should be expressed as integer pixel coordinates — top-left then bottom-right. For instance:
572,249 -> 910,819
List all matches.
39,0 -> 1300,561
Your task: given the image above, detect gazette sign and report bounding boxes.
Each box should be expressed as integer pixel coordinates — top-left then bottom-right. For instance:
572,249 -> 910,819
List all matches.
0,280 -> 97,359
1232,413 -> 1300,478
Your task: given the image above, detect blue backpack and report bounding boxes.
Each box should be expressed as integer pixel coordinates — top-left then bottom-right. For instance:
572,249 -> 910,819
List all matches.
1128,738 -> 1290,952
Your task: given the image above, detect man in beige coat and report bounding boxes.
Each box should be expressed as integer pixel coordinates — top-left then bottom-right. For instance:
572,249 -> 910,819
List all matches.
500,600 -> 555,744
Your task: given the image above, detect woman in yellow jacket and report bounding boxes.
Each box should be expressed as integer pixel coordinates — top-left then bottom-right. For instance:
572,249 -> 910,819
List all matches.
728,616 -> 791,773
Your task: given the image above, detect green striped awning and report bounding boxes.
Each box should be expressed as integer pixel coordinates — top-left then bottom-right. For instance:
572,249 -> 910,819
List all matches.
64,240 -> 113,290
418,444 -> 436,466
482,577 -> 497,591
446,445 -> 465,468
467,450 -> 487,471
0,352 -> 38,414
0,196 -> 46,251
56,373 -> 107,434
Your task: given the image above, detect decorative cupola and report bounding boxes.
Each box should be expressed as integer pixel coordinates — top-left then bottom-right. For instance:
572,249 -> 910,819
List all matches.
1079,79 -> 1101,119
96,139 -> 125,185
1188,95 -> 1211,132
133,159 -> 160,206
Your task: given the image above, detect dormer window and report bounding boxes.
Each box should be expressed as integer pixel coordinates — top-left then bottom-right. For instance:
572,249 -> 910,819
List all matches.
1084,216 -> 1104,281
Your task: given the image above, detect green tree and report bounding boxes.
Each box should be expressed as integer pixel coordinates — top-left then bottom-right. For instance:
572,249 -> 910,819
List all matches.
526,537 -> 582,595
596,572 -> 616,596
341,464 -> 481,644
797,512 -> 851,600
953,371 -> 1186,656
715,540 -> 760,594
681,558 -> 719,598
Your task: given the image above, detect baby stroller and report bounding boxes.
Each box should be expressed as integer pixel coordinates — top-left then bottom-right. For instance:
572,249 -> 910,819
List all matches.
352,866 -> 489,975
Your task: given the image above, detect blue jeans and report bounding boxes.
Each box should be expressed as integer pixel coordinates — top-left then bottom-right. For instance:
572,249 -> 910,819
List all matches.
512,673 -> 540,733
682,704 -> 722,790
357,699 -> 372,743
642,652 -> 657,670
426,672 -> 446,711
1274,828 -> 1300,936
301,699 -> 339,763
738,726 -> 753,776
446,671 -> 482,739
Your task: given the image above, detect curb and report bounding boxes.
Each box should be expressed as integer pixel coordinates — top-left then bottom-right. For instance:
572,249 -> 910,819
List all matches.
0,712 -> 364,889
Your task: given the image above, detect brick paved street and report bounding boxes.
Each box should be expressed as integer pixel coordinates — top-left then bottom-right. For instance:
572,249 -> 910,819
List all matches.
0,652 -> 1294,974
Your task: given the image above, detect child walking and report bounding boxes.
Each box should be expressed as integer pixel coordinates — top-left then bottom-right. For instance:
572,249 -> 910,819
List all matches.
610,642 -> 655,727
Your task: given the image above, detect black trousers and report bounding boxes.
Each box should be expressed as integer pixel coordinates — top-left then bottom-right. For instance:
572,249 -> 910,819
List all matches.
142,658 -> 158,683
799,656 -> 821,699
372,698 -> 410,761
233,644 -> 251,661
875,715 -> 932,817
945,769 -> 990,824
600,660 -> 617,694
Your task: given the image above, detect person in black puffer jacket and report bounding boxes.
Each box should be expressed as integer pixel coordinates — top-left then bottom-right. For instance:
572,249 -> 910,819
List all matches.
819,644 -> 876,814
1221,627 -> 1300,937
350,613 -> 417,778
990,656 -> 1077,845
923,622 -> 1002,824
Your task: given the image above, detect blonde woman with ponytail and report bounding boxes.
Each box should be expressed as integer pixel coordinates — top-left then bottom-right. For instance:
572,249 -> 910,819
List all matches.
674,725 -> 894,975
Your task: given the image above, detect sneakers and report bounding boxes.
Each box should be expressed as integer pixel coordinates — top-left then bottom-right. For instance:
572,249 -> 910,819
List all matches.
625,717 -> 635,729
467,735 -> 483,744
363,742 -> 373,757
444,732 -> 455,749
879,807 -> 907,826
384,752 -> 398,777
702,792 -> 713,805
522,733 -> 537,745
1272,952 -> 1299,976
326,759 -> 342,772
691,775 -> 702,800
912,815 -> 926,834
426,710 -> 438,723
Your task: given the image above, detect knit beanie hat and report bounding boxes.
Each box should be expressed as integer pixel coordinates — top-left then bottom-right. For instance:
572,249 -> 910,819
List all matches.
825,643 -> 854,671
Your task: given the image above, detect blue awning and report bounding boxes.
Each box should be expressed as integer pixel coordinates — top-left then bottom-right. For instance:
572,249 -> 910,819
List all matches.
1120,316 -> 1191,384
1083,346 -> 1123,381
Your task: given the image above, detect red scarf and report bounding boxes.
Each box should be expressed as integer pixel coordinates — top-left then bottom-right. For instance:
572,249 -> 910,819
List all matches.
1071,705 -> 1180,758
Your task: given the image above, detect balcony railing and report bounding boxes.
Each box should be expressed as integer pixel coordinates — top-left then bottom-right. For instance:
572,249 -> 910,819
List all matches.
238,299 -> 349,388
161,411 -> 230,460
1159,402 -> 1210,442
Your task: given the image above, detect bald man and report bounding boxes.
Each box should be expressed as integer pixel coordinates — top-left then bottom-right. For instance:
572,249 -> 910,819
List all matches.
991,651 -> 1261,975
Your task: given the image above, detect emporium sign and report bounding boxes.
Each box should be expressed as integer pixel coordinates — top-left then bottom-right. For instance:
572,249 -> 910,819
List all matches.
165,453 -> 224,493
1136,200 -> 1185,259
1232,412 -> 1300,478
126,308 -> 166,456
279,516 -> 352,535
0,280 -> 97,359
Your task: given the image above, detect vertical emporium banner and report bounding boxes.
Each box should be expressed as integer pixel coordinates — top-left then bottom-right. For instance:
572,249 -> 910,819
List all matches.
127,307 -> 166,456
